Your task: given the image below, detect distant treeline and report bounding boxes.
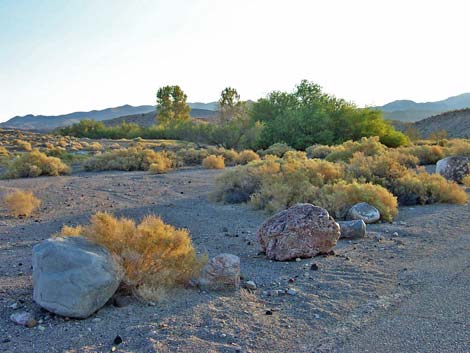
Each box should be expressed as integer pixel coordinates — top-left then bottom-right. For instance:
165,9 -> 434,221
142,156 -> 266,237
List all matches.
58,80 -> 409,149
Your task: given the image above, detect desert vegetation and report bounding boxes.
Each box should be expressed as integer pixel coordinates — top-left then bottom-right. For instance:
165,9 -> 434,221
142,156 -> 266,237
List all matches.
2,150 -> 71,178
56,212 -> 206,300
212,144 -> 466,220
3,189 -> 41,217
202,155 -> 225,169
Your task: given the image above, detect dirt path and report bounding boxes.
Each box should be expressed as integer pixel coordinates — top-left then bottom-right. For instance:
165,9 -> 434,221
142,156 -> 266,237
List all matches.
335,232 -> 470,353
0,168 -> 469,352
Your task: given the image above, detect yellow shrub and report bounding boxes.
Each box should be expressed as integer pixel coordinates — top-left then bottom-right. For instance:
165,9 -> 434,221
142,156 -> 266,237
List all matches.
84,147 -> 173,171
3,150 -> 71,178
149,152 -> 173,174
14,140 -> 32,152
392,170 -> 467,205
446,139 -> 470,157
0,146 -> 9,156
56,213 -> 206,300
202,155 -> 225,169
84,142 -> 103,151
399,145 -> 444,165
325,136 -> 386,162
236,150 -> 260,165
462,175 -> 470,187
317,182 -> 398,221
3,190 -> 41,217
306,144 -> 337,159
176,148 -> 209,165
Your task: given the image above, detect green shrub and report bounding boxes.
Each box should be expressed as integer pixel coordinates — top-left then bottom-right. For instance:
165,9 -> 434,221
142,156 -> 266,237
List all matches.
257,143 -> 293,157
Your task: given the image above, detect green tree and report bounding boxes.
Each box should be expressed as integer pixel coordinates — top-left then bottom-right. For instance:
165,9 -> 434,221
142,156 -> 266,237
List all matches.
156,85 -> 191,125
218,87 -> 245,124
250,80 -> 408,149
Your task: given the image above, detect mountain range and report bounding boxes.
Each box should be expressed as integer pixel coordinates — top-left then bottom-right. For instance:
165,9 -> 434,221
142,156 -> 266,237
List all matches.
376,93 -> 470,122
0,103 -> 218,131
2,94 -> 470,131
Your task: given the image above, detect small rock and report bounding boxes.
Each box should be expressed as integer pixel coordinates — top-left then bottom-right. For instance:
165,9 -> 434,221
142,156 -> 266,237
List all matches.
265,310 -> 273,315
198,254 -> 240,291
8,303 -> 18,309
295,258 -> 301,262
310,263 -> 319,271
286,288 -> 297,296
10,312 -> 36,327
92,318 -> 102,322
244,280 -> 257,290
392,232 -> 399,237
37,325 -> 46,331
113,335 -> 123,345
338,220 -> 366,239
113,295 -> 133,308
347,203 -> 380,224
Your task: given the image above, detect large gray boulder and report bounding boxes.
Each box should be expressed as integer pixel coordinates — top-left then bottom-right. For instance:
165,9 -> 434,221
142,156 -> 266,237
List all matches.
33,236 -> 122,319
256,203 -> 340,261
436,156 -> 470,183
347,202 -> 380,224
198,253 -> 240,291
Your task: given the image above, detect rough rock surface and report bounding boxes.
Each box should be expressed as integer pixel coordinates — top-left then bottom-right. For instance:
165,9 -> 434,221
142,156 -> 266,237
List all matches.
10,312 -> 36,327
32,236 -> 122,319
198,253 -> 240,291
436,156 -> 470,183
338,220 -> 367,239
256,203 -> 340,261
347,202 -> 380,224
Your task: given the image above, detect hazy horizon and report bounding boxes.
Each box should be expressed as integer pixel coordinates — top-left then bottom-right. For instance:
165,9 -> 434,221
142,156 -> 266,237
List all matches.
1,0 -> 470,121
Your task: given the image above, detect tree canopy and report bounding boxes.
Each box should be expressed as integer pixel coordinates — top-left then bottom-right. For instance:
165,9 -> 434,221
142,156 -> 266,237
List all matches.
156,85 -> 191,124
251,80 -> 409,149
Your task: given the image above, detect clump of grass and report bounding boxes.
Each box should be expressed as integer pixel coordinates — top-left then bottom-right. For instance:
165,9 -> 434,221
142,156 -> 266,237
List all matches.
3,150 -> 71,178
202,155 -> 225,169
236,150 -> 260,165
3,190 -> 41,217
56,213 -> 206,301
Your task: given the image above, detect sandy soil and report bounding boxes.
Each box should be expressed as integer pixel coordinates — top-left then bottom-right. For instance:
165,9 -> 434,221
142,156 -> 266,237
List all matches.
1,167 -> 469,353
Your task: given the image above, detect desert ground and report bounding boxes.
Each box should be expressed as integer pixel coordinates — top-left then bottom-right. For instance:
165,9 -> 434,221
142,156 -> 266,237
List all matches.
1,165 -> 469,353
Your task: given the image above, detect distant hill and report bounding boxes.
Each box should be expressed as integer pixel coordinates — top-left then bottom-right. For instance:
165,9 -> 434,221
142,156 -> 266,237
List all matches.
376,93 -> 470,122
0,103 -> 219,131
104,109 -> 218,128
412,109 -> 470,138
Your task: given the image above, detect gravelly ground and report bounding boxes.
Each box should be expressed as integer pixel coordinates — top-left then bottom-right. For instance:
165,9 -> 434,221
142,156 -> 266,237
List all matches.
0,167 -> 469,353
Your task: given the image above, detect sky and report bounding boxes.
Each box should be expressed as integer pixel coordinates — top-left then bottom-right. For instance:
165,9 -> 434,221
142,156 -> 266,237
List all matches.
1,0 -> 470,121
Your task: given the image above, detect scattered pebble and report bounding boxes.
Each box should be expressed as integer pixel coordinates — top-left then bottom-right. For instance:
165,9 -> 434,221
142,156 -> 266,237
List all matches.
310,263 -> 319,271
286,288 -> 297,296
392,232 -> 399,237
244,280 -> 257,290
10,312 -> 36,328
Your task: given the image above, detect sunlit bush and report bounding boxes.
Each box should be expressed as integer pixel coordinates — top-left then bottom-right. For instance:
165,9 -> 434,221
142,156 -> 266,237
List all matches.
202,155 -> 225,169
3,189 -> 41,217
14,139 -> 32,152
3,150 -> 71,178
236,150 -> 260,165
149,151 -> 173,174
56,213 -> 206,301
325,137 -> 386,162
84,147 -> 173,171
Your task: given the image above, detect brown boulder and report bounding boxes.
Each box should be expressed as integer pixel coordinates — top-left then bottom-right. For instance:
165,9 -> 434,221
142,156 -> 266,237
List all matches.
256,203 -> 340,261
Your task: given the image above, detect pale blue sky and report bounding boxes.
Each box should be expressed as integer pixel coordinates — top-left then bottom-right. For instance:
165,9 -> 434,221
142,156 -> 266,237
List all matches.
1,0 -> 470,121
